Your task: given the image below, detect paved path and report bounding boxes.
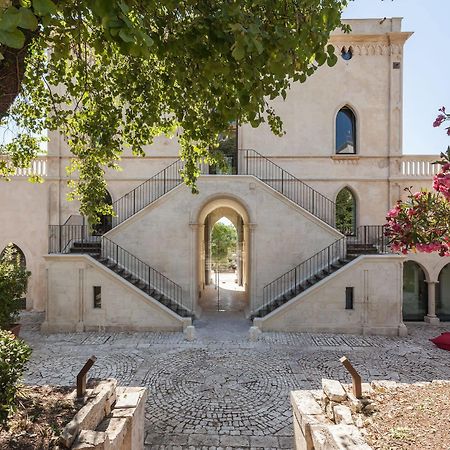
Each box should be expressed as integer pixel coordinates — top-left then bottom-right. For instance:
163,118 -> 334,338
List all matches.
21,311 -> 450,450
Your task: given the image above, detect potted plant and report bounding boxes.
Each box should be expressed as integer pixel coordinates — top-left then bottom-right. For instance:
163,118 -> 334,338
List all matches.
0,244 -> 31,336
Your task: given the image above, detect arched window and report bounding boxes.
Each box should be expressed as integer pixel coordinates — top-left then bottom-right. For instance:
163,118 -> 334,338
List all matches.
403,261 -> 428,321
341,47 -> 353,61
0,243 -> 26,267
336,188 -> 356,235
336,107 -> 356,154
437,264 -> 450,321
1,243 -> 27,309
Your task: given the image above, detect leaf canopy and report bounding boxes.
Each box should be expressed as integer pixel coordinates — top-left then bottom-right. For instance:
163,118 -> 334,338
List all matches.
0,0 -> 349,221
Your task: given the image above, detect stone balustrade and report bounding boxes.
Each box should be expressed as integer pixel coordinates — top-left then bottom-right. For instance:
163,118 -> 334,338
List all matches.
0,156 -> 48,177
398,156 -> 441,177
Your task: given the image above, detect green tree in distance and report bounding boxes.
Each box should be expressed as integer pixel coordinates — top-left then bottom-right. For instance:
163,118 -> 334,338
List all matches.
0,0 -> 349,222
336,188 -> 355,234
211,222 -> 237,266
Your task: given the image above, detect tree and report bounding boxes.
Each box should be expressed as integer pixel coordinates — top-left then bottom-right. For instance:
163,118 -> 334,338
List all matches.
211,222 -> 237,265
336,188 -> 355,234
0,243 -> 30,329
385,107 -> 450,256
0,0 -> 349,222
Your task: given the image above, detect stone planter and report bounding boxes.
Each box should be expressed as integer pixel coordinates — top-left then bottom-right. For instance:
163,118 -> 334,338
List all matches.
291,379 -> 373,450
61,378 -> 147,450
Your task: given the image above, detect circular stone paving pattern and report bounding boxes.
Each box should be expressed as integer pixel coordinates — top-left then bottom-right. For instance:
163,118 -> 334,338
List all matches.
142,349 -> 298,435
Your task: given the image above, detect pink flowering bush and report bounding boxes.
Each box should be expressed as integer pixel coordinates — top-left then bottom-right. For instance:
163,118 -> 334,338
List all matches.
385,107 -> 450,256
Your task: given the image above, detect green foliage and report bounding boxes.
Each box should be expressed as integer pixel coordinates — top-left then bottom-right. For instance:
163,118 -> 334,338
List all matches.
0,329 -> 32,427
0,0 -> 349,222
211,222 -> 237,264
336,188 -> 355,234
0,244 -> 30,329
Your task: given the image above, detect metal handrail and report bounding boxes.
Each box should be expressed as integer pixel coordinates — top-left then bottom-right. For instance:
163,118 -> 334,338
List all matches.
100,236 -> 184,309
111,158 -> 184,227
260,225 -> 389,315
48,225 -> 186,312
240,149 -> 336,227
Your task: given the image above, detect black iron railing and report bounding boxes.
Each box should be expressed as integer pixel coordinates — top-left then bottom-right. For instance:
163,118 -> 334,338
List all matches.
111,158 -> 184,227
48,224 -> 186,313
347,225 -> 389,253
262,237 -> 347,311
100,236 -> 184,310
259,225 -> 389,316
240,149 -> 336,227
48,224 -> 99,254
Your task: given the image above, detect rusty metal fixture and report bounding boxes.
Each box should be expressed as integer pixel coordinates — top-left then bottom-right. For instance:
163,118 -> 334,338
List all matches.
76,355 -> 97,399
340,356 -> 362,399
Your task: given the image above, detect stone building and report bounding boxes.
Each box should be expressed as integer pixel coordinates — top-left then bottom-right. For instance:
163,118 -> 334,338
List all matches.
1,18 -> 448,334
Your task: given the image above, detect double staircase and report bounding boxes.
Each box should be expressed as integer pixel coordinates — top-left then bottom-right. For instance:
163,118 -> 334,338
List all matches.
49,149 -> 390,320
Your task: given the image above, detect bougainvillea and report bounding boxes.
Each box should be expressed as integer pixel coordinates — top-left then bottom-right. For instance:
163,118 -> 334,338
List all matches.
385,107 -> 450,256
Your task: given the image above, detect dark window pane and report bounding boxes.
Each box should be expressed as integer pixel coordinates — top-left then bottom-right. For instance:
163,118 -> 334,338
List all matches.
341,48 -> 352,60
345,287 -> 354,309
336,108 -> 356,154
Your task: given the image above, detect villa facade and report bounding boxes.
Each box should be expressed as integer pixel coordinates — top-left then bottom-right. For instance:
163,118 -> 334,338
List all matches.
1,18 -> 448,335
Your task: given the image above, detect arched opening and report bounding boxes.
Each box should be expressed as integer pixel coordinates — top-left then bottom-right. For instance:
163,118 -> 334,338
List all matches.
93,190 -> 113,235
0,243 -> 27,309
336,106 -> 357,154
403,261 -> 428,321
336,187 -> 357,235
198,199 -> 249,315
437,264 -> 450,321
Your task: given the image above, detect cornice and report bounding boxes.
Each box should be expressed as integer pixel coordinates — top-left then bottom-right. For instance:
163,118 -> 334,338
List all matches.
330,31 -> 413,56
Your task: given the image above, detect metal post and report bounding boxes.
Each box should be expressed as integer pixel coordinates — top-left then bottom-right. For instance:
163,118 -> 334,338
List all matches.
340,356 -> 362,398
76,355 -> 97,398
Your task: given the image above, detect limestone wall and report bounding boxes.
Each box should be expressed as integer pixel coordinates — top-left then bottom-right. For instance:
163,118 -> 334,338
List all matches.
42,254 -> 190,332
255,255 -> 406,336
106,175 -> 342,314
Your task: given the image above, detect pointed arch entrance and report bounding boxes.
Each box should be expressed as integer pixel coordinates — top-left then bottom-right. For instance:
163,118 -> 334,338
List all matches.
196,197 -> 251,315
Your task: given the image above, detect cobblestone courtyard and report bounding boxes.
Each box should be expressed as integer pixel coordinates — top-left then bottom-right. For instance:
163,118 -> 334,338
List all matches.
21,312 -> 450,450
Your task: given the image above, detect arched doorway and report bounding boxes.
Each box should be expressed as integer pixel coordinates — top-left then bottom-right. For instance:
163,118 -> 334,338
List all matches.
403,261 -> 428,321
336,187 -> 357,235
0,243 -> 27,309
437,264 -> 450,321
93,190 -> 113,235
197,198 -> 250,315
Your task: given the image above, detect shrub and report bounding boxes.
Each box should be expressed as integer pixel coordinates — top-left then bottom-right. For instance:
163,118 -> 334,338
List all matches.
0,330 -> 32,427
0,244 -> 31,330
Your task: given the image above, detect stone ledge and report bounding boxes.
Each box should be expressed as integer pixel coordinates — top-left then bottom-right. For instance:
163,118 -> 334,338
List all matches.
292,379 -> 450,449
61,379 -> 147,450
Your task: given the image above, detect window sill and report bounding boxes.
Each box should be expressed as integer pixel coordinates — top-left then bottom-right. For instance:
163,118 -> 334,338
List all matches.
331,155 -> 360,161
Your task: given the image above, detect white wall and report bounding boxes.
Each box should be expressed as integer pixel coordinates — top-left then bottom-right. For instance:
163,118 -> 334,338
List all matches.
42,255 -> 189,332
107,175 -> 342,313
255,255 -> 406,336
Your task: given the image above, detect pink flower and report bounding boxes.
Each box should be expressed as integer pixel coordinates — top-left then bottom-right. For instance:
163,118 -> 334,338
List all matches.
433,114 -> 446,127
387,206 -> 400,218
439,106 -> 446,113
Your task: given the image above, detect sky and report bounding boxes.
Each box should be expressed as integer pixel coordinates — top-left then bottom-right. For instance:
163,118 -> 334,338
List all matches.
342,0 -> 450,155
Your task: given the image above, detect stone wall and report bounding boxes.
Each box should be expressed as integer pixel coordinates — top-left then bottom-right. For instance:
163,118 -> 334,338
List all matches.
61,379 -> 147,450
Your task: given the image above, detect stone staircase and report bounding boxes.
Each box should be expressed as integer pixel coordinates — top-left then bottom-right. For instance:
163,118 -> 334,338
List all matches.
68,240 -> 192,318
252,226 -> 388,319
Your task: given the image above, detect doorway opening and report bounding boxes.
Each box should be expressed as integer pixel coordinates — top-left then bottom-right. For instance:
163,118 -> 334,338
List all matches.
402,261 -> 428,321
198,202 -> 249,315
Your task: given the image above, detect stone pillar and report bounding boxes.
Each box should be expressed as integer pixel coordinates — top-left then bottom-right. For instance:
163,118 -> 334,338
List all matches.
424,281 -> 440,325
